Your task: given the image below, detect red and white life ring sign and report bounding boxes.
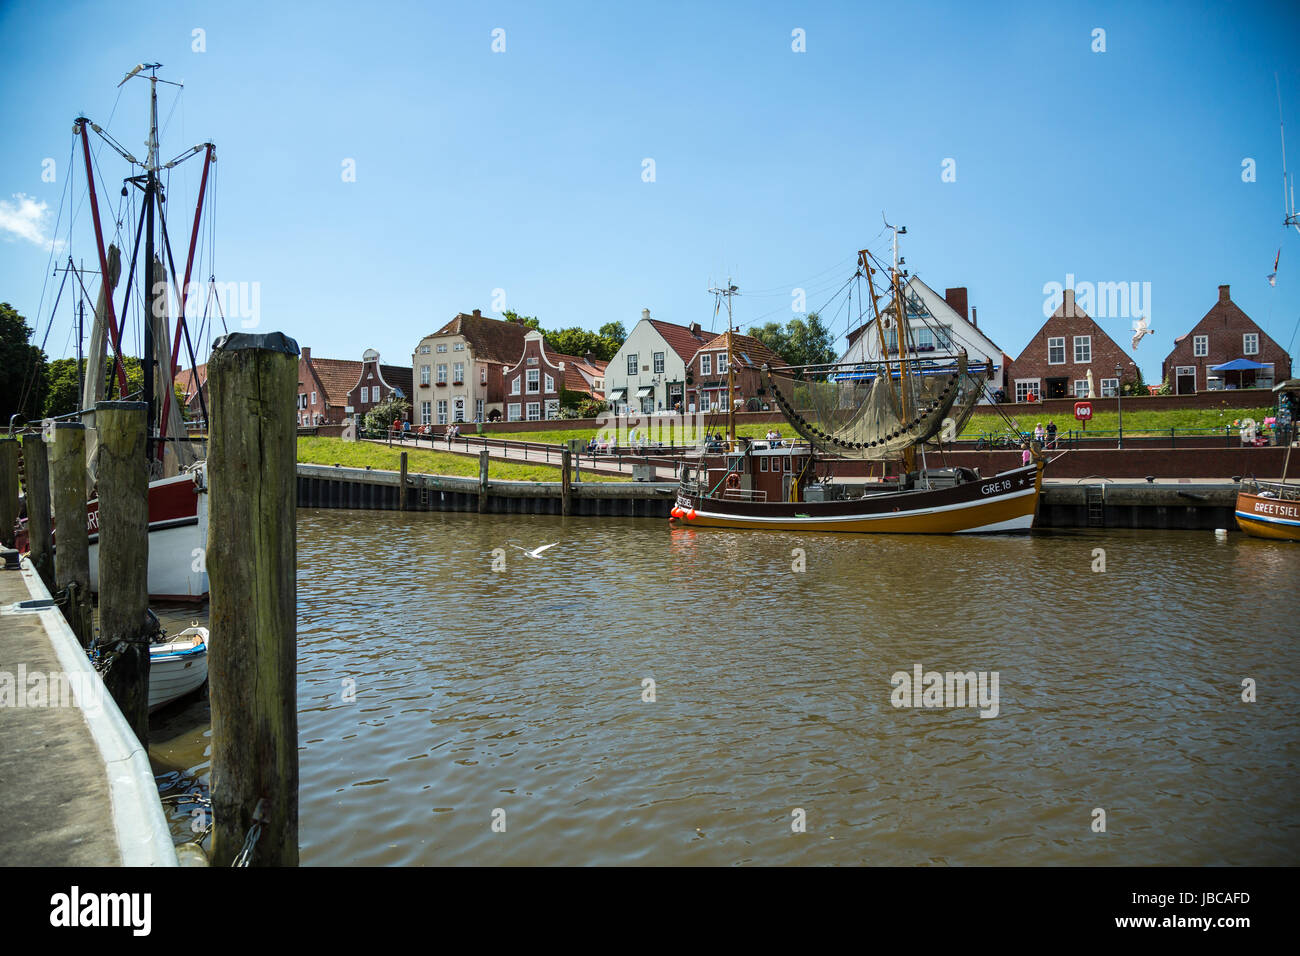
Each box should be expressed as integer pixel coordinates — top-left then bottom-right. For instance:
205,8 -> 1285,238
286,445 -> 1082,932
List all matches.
1074,401 -> 1093,421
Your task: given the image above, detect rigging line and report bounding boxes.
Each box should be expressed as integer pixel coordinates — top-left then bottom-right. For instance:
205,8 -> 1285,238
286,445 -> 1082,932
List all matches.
16,266 -> 72,415
740,255 -> 860,296
30,138 -> 78,355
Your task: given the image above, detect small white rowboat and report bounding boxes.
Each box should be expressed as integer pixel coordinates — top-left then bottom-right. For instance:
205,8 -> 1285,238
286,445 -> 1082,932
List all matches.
149,625 -> 209,712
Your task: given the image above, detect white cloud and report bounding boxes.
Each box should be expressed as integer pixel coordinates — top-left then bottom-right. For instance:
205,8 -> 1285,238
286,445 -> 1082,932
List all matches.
0,193 -> 64,251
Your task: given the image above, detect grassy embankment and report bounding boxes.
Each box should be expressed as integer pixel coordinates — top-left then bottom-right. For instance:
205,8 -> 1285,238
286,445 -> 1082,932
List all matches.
296,436 -> 624,481
481,405 -> 1274,444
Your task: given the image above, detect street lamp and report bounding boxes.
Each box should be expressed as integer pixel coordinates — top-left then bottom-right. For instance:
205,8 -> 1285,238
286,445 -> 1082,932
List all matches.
1115,362 -> 1123,450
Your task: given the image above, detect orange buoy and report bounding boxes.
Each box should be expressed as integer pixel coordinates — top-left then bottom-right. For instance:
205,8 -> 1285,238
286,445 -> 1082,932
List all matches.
687,508 -> 697,520
670,506 -> 682,518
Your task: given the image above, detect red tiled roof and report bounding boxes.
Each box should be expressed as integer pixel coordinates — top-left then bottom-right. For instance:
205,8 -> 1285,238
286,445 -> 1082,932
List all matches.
432,313 -> 531,366
174,363 -> 207,398
693,332 -> 786,368
306,357 -> 364,407
648,319 -> 715,362
378,364 -> 413,397
543,349 -> 608,396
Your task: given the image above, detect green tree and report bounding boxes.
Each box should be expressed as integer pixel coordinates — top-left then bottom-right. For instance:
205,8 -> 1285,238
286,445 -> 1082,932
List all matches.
598,321 -> 626,345
748,321 -> 792,362
503,310 -> 541,331
749,313 -> 836,367
364,393 -> 412,433
0,302 -> 48,424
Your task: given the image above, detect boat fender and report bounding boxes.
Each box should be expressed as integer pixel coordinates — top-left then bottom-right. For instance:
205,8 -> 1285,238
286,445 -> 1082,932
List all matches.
687,508 -> 697,520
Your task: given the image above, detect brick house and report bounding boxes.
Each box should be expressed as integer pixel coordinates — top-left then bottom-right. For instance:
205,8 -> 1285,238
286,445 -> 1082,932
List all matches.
685,332 -> 786,413
1007,289 -> 1138,402
345,349 -> 414,424
174,363 -> 208,421
1161,284 -> 1291,394
411,310 -> 530,425
501,330 -> 609,421
297,348 -> 362,425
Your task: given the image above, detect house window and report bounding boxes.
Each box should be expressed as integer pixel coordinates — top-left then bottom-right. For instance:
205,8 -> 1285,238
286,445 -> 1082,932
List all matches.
1073,336 -> 1091,363
1100,378 -> 1119,397
299,394 -> 307,409
453,362 -> 464,383
627,353 -> 638,375
436,400 -> 448,425
480,366 -> 487,385
783,456 -> 792,472
935,325 -> 953,349
701,354 -> 712,376
310,390 -> 317,406
420,365 -> 430,385
475,399 -> 484,421
527,369 -> 540,393
420,401 -> 431,425
510,377 -> 521,395
527,356 -> 539,365
654,352 -> 665,374
1243,333 -> 1259,355
917,328 -> 934,350
1015,379 -> 1041,403
437,364 -> 447,383
526,402 -> 541,421
717,352 -> 728,374
701,393 -> 711,412
508,403 -> 521,422
544,374 -> 555,392
1048,337 -> 1065,365
436,344 -> 447,353
1193,335 -> 1208,357
419,345 -> 430,354
453,342 -> 465,351
1074,380 -> 1089,398
545,400 -> 560,419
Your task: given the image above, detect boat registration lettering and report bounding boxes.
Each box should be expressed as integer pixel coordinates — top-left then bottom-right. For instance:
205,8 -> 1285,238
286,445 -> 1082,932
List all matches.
1253,500 -> 1299,519
981,480 -> 1012,496
86,508 -> 99,532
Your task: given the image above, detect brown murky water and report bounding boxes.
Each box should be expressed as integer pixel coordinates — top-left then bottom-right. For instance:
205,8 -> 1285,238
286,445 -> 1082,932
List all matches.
148,511 -> 1300,865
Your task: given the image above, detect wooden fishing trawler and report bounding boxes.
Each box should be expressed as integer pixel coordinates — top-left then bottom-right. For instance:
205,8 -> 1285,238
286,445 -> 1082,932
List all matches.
1235,384 -> 1299,541
671,228 -> 1043,534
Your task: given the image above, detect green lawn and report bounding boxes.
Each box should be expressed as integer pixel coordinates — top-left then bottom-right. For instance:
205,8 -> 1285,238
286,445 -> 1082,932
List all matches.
297,437 -> 625,481
486,421 -> 790,445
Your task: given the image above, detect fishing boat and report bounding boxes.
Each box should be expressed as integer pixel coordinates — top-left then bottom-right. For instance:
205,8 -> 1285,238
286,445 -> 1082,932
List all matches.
671,227 -> 1043,534
56,64 -> 216,598
148,624 -> 209,711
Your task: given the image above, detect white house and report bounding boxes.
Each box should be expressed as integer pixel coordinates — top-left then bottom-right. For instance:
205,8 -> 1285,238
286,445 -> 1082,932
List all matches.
839,278 -> 1010,400
603,309 -> 714,414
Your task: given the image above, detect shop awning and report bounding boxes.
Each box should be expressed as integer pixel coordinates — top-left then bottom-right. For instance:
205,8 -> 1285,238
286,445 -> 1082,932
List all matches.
636,386 -> 654,397
608,388 -> 627,401
1211,359 -> 1268,371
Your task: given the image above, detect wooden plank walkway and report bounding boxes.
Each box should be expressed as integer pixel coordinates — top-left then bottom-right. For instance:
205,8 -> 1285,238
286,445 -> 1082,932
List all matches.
0,565 -> 121,865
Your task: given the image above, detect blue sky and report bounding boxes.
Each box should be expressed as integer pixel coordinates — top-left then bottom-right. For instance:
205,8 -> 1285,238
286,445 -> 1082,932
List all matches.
2,0 -> 1299,384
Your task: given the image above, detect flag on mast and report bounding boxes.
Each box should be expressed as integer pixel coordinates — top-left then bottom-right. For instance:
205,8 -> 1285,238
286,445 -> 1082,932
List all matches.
1267,248 -> 1280,286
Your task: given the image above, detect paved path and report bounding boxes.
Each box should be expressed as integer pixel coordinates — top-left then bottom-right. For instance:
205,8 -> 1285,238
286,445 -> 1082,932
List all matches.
375,436 -> 684,481
0,566 -> 121,865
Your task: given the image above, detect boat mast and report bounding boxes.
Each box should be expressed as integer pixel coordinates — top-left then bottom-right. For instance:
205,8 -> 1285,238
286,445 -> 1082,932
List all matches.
142,67 -> 159,462
884,217 -> 915,472
710,279 -> 739,448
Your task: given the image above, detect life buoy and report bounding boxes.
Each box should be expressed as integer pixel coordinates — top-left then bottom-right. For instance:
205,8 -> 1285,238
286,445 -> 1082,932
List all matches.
726,474 -> 741,490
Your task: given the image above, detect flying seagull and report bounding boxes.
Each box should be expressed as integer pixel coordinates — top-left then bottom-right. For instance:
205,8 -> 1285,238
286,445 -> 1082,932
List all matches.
1131,315 -> 1154,350
510,543 -> 558,559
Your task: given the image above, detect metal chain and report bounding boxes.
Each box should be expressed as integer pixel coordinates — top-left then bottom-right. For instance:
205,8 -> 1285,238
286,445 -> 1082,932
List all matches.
231,798 -> 269,868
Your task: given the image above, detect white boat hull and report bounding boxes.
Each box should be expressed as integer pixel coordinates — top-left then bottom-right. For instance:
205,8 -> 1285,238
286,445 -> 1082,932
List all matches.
148,627 -> 209,711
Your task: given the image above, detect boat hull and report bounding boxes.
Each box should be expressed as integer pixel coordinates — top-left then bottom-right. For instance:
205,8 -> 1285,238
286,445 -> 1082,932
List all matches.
149,628 -> 209,711
674,464 -> 1041,534
88,467 -> 210,601
1234,490 -> 1300,541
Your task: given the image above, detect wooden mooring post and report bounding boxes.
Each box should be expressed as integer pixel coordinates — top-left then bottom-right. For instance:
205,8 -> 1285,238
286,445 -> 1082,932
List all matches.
478,450 -> 490,513
49,423 -> 92,647
561,448 -> 572,516
399,451 -> 408,511
208,332 -> 300,867
0,438 -> 18,550
21,433 -> 54,589
94,401 -> 150,744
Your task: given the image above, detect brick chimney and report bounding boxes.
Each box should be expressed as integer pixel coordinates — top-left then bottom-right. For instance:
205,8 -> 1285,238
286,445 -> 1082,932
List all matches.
944,287 -> 969,320
472,308 -> 482,317
688,321 -> 701,336
301,346 -> 311,362
971,306 -> 978,328
1062,289 -> 1076,315
1218,284 -> 1230,303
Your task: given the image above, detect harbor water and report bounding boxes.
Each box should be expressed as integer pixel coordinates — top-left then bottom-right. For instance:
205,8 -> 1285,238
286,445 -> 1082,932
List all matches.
150,510 -> 1299,865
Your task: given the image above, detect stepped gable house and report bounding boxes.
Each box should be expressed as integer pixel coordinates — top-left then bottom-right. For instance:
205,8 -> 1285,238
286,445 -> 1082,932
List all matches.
345,349 -> 413,423
685,332 -> 786,413
412,309 -> 530,424
1161,284 -> 1291,394
1007,289 -> 1138,402
501,330 -> 609,421
297,348 -> 363,425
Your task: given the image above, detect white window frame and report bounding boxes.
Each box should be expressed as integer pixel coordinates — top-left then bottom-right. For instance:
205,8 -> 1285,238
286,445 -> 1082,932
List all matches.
653,352 -> 665,374
453,342 -> 466,351
1243,333 -> 1259,355
1073,335 -> 1091,363
453,398 -> 465,422
526,369 -> 540,393
1014,378 -> 1041,403
627,353 -> 638,375
419,345 -> 431,355
507,403 -> 521,422
717,352 -> 728,374
420,401 -> 431,425
544,399 -> 560,420
510,376 -> 521,395
420,365 -> 430,385
1100,377 -> 1119,398
1193,335 -> 1208,358
1074,379 -> 1089,398
701,354 -> 712,376
436,399 -> 448,425
480,366 -> 487,385
436,344 -> 447,353
544,374 -> 555,392
453,362 -> 464,383
475,399 -> 484,421
526,402 -> 541,421
1047,337 -> 1065,365
310,390 -> 317,406
437,364 -> 447,383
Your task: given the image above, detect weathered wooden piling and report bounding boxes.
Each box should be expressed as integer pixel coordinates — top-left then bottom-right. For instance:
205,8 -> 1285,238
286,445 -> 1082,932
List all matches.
478,450 -> 490,514
561,449 -> 572,516
49,423 -> 92,647
94,401 -> 150,744
0,438 -> 18,549
21,434 -> 54,589
207,332 -> 299,867
399,451 -> 408,511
